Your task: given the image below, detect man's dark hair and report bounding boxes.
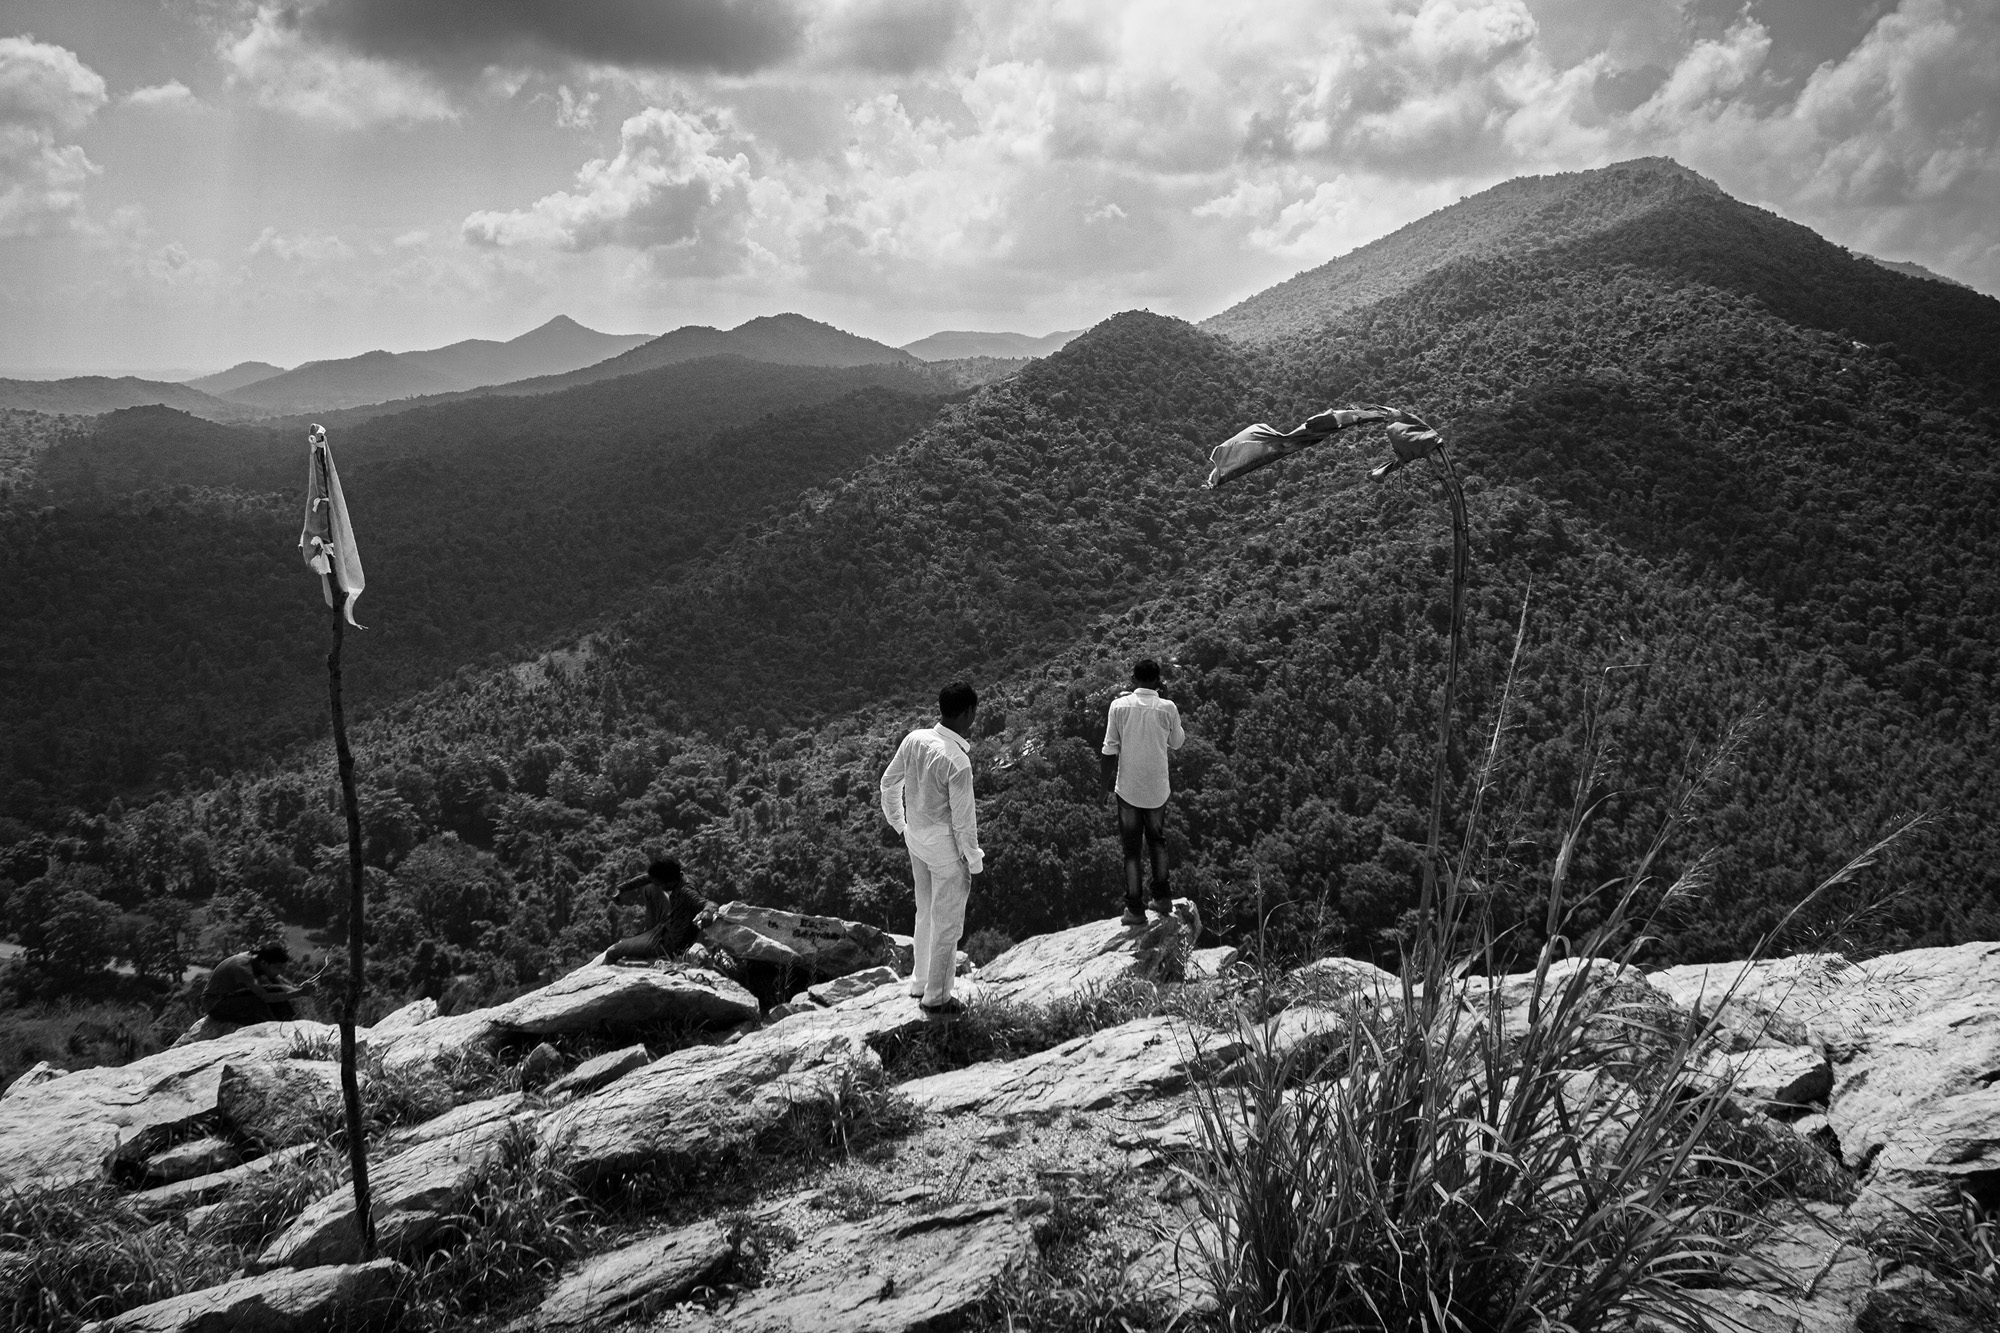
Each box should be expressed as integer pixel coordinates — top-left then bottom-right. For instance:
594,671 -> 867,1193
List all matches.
938,681 -> 978,718
253,940 -> 290,965
647,859 -> 682,884
1132,658 -> 1162,686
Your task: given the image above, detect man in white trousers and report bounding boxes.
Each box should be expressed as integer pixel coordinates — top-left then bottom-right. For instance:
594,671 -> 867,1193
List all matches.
880,681 -> 984,1016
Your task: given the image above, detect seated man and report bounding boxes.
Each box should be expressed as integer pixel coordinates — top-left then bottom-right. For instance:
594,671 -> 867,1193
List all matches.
604,859 -> 712,964
204,941 -> 315,1024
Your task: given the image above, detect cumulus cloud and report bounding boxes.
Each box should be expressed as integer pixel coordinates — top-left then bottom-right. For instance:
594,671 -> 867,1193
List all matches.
248,226 -> 354,263
0,36 -> 108,239
124,80 -> 197,110
462,106 -> 757,254
220,4 -> 458,127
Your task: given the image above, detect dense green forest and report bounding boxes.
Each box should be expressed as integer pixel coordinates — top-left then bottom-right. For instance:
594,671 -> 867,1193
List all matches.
0,359 -> 965,826
3,163 -> 1997,1082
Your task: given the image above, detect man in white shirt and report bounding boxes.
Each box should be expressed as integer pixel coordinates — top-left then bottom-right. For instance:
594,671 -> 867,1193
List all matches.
880,681 -> 984,1015
1101,659 -> 1185,926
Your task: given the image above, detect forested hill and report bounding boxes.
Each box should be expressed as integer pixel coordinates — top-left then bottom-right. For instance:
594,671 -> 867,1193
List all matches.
6,160 -> 1998,1012
0,357 -> 962,826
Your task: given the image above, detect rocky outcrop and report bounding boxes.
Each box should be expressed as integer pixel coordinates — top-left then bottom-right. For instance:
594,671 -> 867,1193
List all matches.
523,1220 -> 734,1331
3,1059 -> 65,1098
498,964 -> 760,1036
76,1258 -> 407,1333
546,1044 -> 652,1099
218,1059 -> 345,1148
973,904 -> 1197,1008
702,902 -> 900,983
130,1143 -> 321,1217
540,1032 -> 879,1185
141,1135 -> 243,1186
710,1197 -> 1040,1332
903,1015 -> 1247,1119
799,965 -> 901,1008
0,1026 -> 340,1192
263,1111 -> 532,1268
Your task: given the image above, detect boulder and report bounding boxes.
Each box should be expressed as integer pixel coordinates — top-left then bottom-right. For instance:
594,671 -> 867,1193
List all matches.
1290,955 -> 1399,999
802,965 -> 901,1008
0,1028 -> 327,1192
901,1015 -> 1246,1119
143,1136 -> 244,1186
262,1111 -> 532,1268
372,1008 -> 509,1076
701,902 -> 899,982
539,1032 -> 881,1185
523,1220 -> 734,1331
495,964 -> 760,1036
130,1144 -> 321,1217
3,1059 -> 65,1099
974,907 -> 1195,1009
754,977 -> 930,1047
712,1197 -> 1039,1332
1186,946 -> 1240,980
218,1060 -> 345,1148
1848,1084 -> 2000,1223
75,1258 -> 407,1333
885,934 -> 973,977
546,1044 -> 652,1098
521,1042 -> 563,1087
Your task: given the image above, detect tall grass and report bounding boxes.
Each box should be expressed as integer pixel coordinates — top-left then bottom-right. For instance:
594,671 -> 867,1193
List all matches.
1184,600 -> 1918,1332
0,1184 -> 228,1333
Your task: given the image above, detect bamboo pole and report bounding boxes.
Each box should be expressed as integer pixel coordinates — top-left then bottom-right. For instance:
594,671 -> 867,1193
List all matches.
319,454 -> 376,1260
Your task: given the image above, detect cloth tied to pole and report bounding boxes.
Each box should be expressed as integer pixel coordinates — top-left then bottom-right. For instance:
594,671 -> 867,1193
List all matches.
299,423 -> 366,627
1204,404 -> 1441,487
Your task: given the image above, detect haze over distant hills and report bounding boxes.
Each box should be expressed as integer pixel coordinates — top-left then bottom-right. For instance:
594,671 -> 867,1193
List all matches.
900,329 -> 1084,360
184,361 -> 286,395
0,375 -> 263,422
221,315 -> 654,413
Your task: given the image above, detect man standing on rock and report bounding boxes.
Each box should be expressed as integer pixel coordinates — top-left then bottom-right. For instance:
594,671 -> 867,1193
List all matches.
880,681 -> 984,1017
1102,658 -> 1185,926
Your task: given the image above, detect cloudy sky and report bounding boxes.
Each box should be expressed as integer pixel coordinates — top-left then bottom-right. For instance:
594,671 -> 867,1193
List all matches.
1,0 -> 1994,374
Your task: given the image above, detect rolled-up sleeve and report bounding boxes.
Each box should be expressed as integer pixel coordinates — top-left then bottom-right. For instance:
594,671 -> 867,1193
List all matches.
879,739 -> 910,833
1167,704 -> 1185,749
1100,704 -> 1122,755
946,758 -> 983,873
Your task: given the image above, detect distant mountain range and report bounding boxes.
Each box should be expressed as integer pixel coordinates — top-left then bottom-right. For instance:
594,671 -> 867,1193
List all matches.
900,330 -> 1084,360
0,375 -> 262,422
184,361 -> 285,394
220,316 -> 655,413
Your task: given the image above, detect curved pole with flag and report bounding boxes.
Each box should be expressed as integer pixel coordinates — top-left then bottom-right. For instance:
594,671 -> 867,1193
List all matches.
1204,404 -> 1467,961
300,423 -> 376,1259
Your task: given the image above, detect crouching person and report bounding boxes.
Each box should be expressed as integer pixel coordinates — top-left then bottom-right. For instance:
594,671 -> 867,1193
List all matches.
204,941 -> 315,1024
605,858 -> 712,964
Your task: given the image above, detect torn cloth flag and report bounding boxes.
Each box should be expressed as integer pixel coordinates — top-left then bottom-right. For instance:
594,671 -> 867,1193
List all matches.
299,424 -> 366,627
1204,404 -> 1440,487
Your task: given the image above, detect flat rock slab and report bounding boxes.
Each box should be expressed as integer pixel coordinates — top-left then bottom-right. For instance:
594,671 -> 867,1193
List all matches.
371,998 -> 437,1033
541,1032 -> 881,1185
497,965 -> 760,1036
804,966 -> 901,1008
975,909 -> 1193,1009
387,1091 -> 529,1149
547,1044 -> 653,1098
0,1028 -> 327,1192
131,1144 -> 320,1217
1849,1083 -> 2000,1222
144,1135 -> 244,1186
77,1258 -> 407,1333
3,1058 -> 66,1098
262,1111 -> 531,1268
901,1015 -> 1245,1119
373,1009 -> 509,1076
526,1219 -> 734,1332
714,1197 -> 1039,1333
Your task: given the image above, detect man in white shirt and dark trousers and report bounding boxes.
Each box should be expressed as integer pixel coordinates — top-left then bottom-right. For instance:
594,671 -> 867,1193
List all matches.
880,681 -> 985,1016
1101,659 -> 1186,926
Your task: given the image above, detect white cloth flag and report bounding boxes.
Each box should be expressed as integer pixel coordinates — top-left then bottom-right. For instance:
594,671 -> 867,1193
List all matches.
299,424 -> 366,627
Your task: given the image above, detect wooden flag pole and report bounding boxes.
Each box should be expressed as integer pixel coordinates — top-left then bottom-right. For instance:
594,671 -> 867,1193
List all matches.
318,450 -> 376,1260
